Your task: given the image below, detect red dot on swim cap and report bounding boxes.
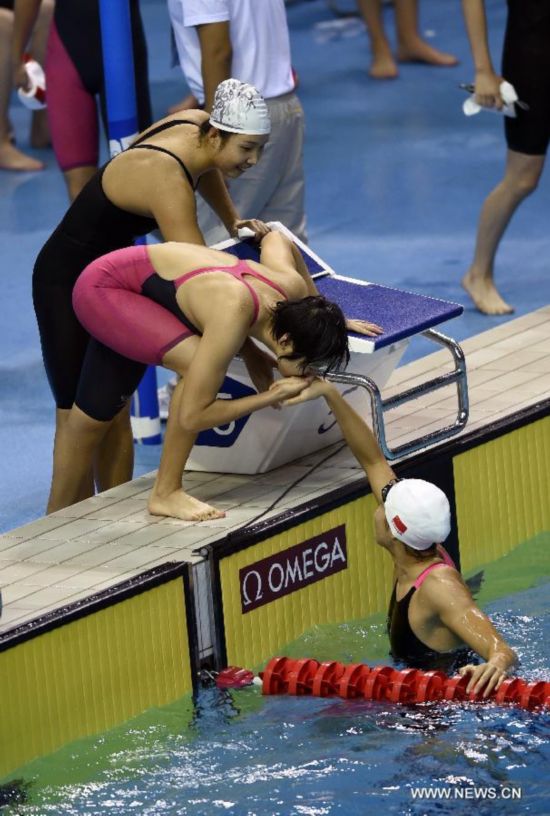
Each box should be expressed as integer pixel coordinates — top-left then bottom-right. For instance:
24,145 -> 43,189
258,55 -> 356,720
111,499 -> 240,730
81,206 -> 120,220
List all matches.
393,515 -> 407,534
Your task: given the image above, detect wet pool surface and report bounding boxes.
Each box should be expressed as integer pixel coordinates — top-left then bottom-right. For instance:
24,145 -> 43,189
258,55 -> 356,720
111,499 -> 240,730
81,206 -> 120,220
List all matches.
2,581 -> 549,816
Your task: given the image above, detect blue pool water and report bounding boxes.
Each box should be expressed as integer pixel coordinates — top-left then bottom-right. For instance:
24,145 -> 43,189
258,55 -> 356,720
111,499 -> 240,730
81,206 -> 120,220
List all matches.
3,582 -> 549,815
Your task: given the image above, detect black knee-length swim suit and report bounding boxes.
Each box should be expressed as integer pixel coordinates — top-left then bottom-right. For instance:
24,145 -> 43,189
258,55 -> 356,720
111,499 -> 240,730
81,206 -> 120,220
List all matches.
503,0 -> 550,155
33,120 -> 197,421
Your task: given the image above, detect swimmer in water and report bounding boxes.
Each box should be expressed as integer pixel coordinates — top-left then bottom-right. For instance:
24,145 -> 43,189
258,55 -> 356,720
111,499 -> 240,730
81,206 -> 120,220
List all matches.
284,379 -> 518,696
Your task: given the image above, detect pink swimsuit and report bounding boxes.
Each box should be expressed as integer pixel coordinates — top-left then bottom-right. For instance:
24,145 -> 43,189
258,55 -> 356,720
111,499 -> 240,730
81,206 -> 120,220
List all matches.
173,262 -> 287,327
413,545 -> 457,589
72,245 -> 287,366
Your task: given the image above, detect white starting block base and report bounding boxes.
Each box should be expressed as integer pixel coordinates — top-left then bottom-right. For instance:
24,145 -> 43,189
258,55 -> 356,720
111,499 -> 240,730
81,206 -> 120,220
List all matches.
187,341 -> 407,474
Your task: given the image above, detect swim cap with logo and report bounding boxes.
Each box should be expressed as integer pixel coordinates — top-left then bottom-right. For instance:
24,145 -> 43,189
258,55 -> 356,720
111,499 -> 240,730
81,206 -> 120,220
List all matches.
384,479 -> 451,550
209,78 -> 271,136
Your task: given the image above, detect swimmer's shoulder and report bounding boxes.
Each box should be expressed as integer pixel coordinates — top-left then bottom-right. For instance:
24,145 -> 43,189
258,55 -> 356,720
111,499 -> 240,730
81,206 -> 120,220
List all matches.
131,109 -> 210,143
416,564 -> 470,606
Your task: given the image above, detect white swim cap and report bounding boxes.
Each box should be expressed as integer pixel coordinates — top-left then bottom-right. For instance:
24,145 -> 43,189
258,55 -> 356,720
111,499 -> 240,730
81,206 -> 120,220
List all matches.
209,78 -> 271,136
17,55 -> 47,110
384,479 -> 451,550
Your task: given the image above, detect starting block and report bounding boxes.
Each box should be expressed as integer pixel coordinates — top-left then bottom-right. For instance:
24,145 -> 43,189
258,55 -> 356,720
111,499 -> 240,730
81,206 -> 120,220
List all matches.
187,223 -> 468,473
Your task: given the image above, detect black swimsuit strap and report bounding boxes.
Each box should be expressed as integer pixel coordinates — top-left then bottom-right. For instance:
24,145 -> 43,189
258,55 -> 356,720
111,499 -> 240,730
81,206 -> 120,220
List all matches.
131,118 -> 200,145
130,145 -> 196,190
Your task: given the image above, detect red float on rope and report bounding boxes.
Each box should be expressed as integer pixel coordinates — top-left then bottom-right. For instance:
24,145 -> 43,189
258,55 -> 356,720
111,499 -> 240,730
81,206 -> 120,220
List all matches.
215,657 -> 550,710
336,663 -> 371,699
312,661 -> 347,697
261,656 -> 291,694
287,658 -> 319,696
415,670 -> 447,703
362,665 -> 395,701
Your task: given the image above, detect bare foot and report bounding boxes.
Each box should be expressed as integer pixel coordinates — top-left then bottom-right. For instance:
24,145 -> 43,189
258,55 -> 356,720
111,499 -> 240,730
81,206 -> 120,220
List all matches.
461,269 -> 514,315
369,53 -> 399,79
0,140 -> 44,171
397,40 -> 458,67
148,489 -> 226,522
167,93 -> 200,115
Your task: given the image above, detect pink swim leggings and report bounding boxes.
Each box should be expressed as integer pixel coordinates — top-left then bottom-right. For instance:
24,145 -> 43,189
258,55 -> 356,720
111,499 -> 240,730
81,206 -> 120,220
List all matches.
73,245 -> 195,366
45,17 -> 151,171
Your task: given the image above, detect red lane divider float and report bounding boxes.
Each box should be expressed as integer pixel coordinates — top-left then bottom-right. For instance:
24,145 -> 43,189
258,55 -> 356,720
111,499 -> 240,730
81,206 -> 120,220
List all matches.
216,657 -> 550,711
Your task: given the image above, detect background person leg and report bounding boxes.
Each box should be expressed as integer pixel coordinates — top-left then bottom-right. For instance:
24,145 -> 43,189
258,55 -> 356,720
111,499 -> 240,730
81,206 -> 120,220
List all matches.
255,95 -> 307,243
462,150 -> 545,315
45,19 -> 99,200
356,0 -> 398,79
28,0 -> 54,149
0,8 -> 43,170
394,0 -> 457,67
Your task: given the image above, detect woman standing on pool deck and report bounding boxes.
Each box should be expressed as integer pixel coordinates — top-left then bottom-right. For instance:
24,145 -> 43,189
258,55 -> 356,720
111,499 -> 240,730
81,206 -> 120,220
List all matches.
34,79 -> 272,514
72,231 -> 383,521
461,0 -> 550,314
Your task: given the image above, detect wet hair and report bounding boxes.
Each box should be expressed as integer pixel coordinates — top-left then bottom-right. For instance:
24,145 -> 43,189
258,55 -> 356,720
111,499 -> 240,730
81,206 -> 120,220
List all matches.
198,120 -> 233,145
271,295 -> 350,374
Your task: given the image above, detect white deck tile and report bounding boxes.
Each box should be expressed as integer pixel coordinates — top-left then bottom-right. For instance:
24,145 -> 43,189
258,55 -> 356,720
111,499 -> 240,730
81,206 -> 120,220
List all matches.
49,541 -> 143,569
1,515 -> 78,543
98,477 -> 157,498
51,494 -> 129,519
81,497 -> 151,522
521,356 -> 550,374
0,560 -> 58,584
30,518 -> 114,542
0,536 -> 67,560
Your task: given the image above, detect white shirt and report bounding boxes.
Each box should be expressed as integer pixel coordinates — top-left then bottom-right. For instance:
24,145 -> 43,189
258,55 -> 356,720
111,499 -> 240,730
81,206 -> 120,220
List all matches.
168,0 -> 295,103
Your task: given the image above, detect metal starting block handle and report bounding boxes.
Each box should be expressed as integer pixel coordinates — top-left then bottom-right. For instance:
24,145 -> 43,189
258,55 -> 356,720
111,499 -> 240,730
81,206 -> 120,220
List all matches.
328,329 -> 469,461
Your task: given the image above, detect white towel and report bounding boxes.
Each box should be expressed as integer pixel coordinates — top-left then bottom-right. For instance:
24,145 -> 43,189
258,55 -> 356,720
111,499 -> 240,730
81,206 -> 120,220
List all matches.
463,81 -> 518,119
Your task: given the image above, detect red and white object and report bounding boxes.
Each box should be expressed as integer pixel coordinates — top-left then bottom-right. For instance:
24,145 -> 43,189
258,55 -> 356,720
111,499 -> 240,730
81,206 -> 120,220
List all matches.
17,54 -> 47,110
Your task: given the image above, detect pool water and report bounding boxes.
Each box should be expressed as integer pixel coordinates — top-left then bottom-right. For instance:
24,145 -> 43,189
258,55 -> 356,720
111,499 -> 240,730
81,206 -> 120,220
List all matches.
2,579 -> 549,816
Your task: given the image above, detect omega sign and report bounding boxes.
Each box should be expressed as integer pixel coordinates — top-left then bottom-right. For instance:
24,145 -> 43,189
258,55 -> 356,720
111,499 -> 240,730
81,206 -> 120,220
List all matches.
239,525 -> 347,613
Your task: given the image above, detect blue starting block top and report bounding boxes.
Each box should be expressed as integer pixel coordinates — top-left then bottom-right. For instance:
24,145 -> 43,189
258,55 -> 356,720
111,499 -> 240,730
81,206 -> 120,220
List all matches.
317,276 -> 463,350
223,237 -> 463,352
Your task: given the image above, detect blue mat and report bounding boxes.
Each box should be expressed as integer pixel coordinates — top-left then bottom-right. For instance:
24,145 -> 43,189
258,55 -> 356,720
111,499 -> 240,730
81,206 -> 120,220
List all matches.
317,277 -> 462,348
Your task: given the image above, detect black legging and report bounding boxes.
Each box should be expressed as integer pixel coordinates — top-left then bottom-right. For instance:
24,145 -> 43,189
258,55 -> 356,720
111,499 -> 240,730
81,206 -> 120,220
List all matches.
503,0 -> 550,155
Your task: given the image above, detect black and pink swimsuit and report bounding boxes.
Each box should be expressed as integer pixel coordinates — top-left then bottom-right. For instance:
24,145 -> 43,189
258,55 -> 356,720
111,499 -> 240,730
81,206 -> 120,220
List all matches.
387,547 -> 471,672
73,245 -> 288,366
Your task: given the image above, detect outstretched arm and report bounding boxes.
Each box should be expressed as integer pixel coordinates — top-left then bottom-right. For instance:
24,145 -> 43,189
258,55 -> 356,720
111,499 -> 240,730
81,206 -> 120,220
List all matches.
461,0 -> 503,108
197,170 -> 270,240
284,380 -> 395,502
423,574 -> 518,696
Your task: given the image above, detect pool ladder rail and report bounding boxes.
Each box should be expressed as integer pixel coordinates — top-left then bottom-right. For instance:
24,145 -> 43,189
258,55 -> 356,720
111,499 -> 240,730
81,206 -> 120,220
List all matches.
215,657 -> 550,711
328,328 -> 469,461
